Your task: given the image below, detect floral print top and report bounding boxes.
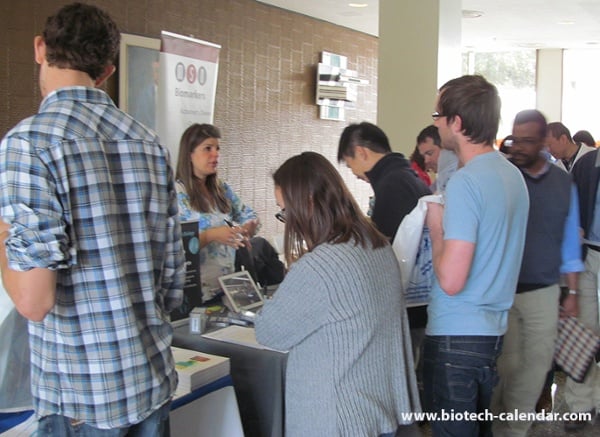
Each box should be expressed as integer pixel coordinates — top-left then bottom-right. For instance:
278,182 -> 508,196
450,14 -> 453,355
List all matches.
176,180 -> 258,302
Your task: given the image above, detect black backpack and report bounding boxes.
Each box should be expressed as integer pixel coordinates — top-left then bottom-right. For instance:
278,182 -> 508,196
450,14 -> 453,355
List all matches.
235,236 -> 285,286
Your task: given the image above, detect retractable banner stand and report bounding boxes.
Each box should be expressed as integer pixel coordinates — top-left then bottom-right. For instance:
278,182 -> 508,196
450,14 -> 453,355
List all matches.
157,31 -> 221,164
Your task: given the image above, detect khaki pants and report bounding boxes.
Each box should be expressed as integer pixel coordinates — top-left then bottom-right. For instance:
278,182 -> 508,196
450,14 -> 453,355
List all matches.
492,285 -> 560,437
565,248 -> 600,413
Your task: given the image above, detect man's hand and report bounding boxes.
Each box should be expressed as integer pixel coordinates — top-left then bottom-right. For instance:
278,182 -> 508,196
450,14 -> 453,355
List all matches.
560,294 -> 579,318
0,218 -> 57,321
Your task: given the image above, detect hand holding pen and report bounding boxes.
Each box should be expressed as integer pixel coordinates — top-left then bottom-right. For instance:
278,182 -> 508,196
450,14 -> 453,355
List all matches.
223,219 -> 250,248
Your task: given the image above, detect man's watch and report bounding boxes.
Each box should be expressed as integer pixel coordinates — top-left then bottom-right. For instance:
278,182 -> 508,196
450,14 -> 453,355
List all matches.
568,289 -> 578,295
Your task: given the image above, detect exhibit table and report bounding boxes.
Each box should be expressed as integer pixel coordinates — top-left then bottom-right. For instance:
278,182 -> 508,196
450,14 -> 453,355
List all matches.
0,376 -> 242,437
173,323 -> 288,437
170,375 -> 243,436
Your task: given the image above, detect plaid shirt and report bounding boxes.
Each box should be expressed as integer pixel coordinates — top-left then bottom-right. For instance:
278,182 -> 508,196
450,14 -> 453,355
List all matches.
0,87 -> 185,428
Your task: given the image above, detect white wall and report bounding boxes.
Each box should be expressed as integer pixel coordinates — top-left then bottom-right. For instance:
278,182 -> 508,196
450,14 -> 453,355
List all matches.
536,49 -> 563,122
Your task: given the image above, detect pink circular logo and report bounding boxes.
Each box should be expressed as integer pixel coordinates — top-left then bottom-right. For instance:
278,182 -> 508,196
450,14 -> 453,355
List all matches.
186,65 -> 197,83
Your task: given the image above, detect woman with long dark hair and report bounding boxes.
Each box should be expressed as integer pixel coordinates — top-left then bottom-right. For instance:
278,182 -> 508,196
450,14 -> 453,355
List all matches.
176,123 -> 259,302
255,151 -> 420,436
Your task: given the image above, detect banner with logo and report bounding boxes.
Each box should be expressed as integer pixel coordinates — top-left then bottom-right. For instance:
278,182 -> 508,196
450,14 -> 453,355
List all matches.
170,219 -> 202,321
157,31 -> 221,164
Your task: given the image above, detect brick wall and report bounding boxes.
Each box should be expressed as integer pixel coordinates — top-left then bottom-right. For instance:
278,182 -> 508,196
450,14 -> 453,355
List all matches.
0,0 -> 378,242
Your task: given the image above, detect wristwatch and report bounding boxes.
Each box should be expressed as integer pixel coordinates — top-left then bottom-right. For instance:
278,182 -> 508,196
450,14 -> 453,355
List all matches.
568,289 -> 578,295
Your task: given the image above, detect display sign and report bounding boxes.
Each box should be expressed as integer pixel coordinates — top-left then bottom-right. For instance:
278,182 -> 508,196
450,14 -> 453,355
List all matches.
171,220 -> 202,321
157,31 -> 221,164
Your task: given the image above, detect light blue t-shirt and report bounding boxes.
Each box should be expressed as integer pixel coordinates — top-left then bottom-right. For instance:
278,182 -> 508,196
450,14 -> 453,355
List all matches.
427,151 -> 529,336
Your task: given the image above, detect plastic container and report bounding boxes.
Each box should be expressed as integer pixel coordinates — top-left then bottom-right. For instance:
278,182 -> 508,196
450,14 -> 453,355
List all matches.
189,307 -> 207,334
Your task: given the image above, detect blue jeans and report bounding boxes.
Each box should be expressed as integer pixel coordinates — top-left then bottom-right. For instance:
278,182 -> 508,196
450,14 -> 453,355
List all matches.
423,335 -> 503,437
36,401 -> 171,437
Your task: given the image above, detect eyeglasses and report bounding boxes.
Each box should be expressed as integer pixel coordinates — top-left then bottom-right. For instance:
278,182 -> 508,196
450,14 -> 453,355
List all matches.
275,208 -> 286,223
511,137 -> 540,147
431,111 -> 444,121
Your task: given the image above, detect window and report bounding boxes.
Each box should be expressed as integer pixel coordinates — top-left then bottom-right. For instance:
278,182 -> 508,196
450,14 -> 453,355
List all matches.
462,50 -> 537,140
562,49 -> 600,142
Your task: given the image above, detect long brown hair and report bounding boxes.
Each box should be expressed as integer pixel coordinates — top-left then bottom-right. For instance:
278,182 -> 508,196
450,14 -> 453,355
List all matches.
273,151 -> 387,265
176,123 -> 230,213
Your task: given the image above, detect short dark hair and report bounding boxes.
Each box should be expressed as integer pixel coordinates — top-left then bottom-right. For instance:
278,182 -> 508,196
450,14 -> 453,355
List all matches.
437,75 -> 501,146
573,130 -> 596,148
547,122 -> 573,142
513,109 -> 547,138
416,125 -> 441,147
43,3 -> 120,80
337,122 -> 391,162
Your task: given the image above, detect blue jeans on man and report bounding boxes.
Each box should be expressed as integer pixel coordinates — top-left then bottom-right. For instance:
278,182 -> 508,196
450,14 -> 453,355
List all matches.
36,401 -> 171,437
423,335 -> 503,437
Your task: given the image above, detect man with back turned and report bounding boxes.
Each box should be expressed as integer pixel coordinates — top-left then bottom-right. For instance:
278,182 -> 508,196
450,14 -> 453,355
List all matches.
0,3 -> 185,435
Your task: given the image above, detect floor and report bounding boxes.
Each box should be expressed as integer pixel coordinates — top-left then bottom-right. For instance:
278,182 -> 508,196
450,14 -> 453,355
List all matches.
417,371 -> 600,436
529,371 -> 599,437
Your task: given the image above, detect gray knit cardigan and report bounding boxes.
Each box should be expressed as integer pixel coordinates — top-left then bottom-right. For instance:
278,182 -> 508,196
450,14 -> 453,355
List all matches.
255,241 -> 421,436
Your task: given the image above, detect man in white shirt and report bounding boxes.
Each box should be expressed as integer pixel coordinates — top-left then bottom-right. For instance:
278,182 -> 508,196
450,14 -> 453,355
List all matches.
546,122 -> 595,172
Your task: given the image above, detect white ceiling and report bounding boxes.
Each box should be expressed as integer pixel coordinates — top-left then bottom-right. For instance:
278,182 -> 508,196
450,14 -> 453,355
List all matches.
256,0 -> 600,50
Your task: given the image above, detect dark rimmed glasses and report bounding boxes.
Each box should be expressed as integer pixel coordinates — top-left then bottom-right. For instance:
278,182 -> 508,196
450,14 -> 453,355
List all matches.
275,208 -> 286,223
431,111 -> 444,121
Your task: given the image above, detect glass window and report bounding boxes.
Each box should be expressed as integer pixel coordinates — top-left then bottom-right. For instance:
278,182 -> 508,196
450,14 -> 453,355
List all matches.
462,50 -> 537,140
562,49 -> 600,143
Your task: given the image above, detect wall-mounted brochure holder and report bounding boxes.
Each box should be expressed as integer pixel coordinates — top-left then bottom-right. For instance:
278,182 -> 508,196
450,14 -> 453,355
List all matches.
316,51 -> 369,121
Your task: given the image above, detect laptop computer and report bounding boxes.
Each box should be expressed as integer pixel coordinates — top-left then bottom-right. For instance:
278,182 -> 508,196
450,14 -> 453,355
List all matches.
218,270 -> 265,319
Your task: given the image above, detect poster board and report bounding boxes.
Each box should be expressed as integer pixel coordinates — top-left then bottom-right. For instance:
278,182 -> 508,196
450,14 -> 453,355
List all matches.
171,220 -> 202,321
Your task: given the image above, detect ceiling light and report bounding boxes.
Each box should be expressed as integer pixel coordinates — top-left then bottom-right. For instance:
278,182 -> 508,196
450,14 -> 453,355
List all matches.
557,20 -> 575,25
349,3 -> 368,7
462,10 -> 484,19
517,42 -> 545,49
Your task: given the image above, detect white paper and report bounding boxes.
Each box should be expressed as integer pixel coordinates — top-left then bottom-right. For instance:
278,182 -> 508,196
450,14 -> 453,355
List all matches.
202,325 -> 287,353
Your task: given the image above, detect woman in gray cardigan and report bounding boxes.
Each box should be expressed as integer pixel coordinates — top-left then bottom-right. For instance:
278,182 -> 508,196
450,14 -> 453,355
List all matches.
255,152 -> 421,436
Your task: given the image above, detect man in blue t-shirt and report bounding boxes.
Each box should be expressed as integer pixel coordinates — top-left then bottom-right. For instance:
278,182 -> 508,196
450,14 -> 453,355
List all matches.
424,75 -> 530,437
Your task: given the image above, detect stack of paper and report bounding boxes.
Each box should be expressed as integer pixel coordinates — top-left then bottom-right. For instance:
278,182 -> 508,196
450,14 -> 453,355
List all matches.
171,346 -> 230,397
202,325 -> 288,353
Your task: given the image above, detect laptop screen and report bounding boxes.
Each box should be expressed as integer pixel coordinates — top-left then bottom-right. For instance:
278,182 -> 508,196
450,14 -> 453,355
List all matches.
218,270 -> 265,313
